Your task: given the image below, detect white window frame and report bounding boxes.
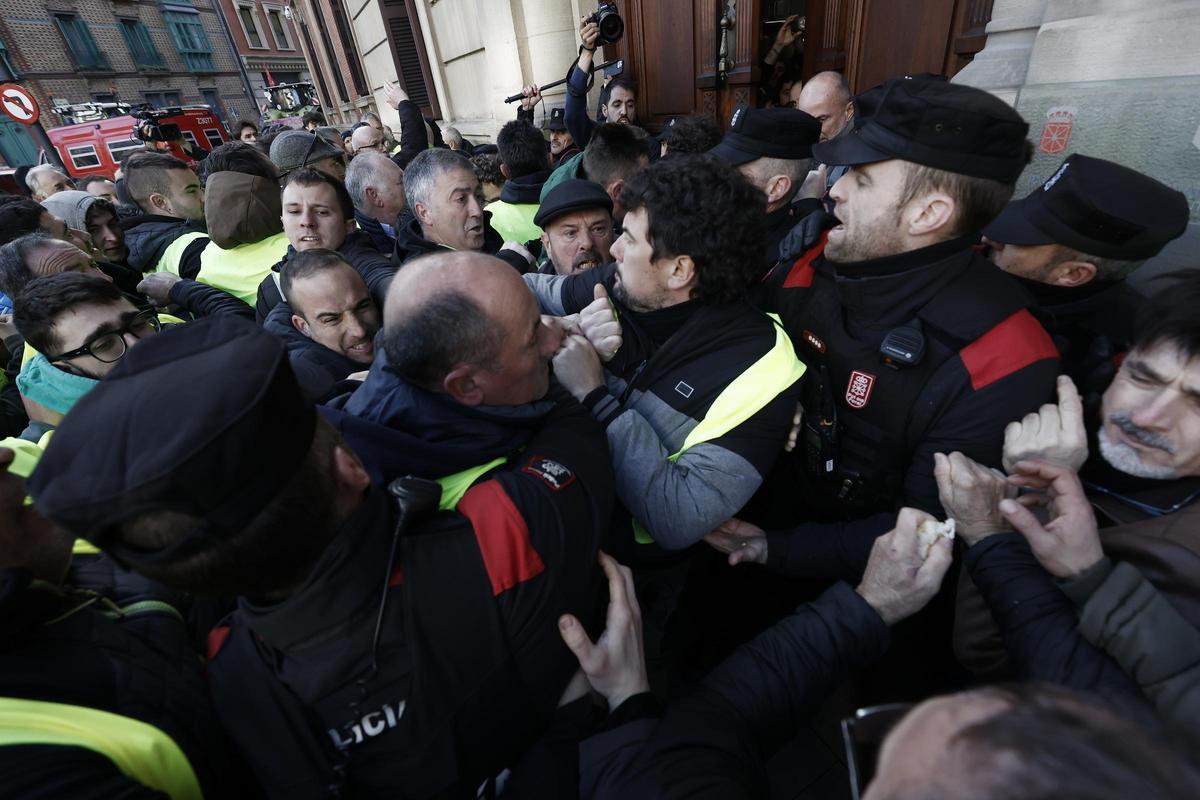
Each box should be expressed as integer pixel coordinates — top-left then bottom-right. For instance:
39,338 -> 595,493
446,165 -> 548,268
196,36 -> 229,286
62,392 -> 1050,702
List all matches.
181,130 -> 199,148
67,143 -> 101,169
107,138 -> 145,165
262,5 -> 294,50
235,2 -> 269,50
203,128 -> 224,150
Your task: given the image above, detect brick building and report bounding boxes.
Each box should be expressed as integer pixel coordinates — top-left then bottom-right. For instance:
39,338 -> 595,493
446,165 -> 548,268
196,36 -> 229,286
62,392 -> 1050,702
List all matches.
0,0 -> 255,167
214,0 -> 309,117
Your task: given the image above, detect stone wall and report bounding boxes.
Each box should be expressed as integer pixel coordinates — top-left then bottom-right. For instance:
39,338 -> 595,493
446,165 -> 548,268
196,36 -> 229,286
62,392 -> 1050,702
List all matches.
956,0 -> 1200,289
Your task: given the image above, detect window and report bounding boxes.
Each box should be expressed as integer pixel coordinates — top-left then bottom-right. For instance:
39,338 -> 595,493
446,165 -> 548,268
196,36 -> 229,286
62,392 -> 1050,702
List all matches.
181,130 -> 198,148
120,19 -> 165,68
92,93 -> 117,104
265,8 -> 293,50
0,38 -> 19,79
237,5 -> 266,49
200,89 -> 225,125
202,128 -> 224,150
108,139 -> 145,165
67,144 -> 101,170
144,91 -> 182,108
54,14 -> 110,71
164,11 -> 215,72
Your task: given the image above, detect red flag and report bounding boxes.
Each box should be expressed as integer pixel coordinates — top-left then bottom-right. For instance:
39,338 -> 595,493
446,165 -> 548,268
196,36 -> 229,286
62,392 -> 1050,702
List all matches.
264,69 -> 275,87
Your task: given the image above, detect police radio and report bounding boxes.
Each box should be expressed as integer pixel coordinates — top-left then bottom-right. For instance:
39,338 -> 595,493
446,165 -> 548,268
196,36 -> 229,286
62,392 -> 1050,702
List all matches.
880,320 -> 925,369
802,364 -> 839,478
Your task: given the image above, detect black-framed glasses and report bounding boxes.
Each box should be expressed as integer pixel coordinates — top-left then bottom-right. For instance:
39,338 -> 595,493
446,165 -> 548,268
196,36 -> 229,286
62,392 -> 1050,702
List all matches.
842,703 -> 914,800
49,309 -> 161,364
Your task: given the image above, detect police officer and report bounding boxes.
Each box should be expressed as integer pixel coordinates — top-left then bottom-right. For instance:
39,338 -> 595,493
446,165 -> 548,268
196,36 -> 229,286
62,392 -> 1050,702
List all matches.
750,76 -> 1059,530
982,153 -> 1189,397
29,312 -> 615,798
709,104 -> 822,273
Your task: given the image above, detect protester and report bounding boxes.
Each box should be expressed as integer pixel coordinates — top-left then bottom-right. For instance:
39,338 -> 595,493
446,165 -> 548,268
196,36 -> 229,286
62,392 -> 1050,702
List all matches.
301,110 -> 325,131
534,179 -> 614,275
24,165 -> 74,203
488,119 -> 553,244
257,167 -> 395,320
346,151 -> 406,252
394,148 -> 531,271
471,152 -> 505,203
233,119 -> 259,143
269,129 -> 348,182
40,190 -> 128,266
658,113 -> 722,158
120,152 -> 210,278
77,174 -> 119,205
797,70 -> 856,191
350,124 -> 387,156
542,123 -> 651,218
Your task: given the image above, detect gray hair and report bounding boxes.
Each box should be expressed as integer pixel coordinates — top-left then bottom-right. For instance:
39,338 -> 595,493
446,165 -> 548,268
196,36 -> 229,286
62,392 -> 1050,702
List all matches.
0,231 -> 55,297
403,148 -> 474,213
441,127 -> 463,148
345,151 -> 397,210
25,165 -> 64,192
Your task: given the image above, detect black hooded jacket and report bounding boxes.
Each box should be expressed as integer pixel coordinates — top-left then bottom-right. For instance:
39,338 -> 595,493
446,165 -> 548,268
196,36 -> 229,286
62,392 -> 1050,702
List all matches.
121,214 -> 209,279
262,301 -> 366,403
391,209 -> 530,272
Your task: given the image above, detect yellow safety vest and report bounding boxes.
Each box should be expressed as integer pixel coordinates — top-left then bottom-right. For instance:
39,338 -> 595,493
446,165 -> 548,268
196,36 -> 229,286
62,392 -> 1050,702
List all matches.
634,315 -> 806,543
435,456 -> 508,511
486,201 -> 542,245
196,232 -> 290,305
156,231 -> 209,276
0,697 -> 203,800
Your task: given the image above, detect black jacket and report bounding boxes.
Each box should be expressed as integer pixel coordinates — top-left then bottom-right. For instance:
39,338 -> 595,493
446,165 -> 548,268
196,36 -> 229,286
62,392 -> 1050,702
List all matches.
497,169 -> 552,205
581,582 -> 889,798
254,231 -> 396,323
121,214 -> 209,279
169,278 -> 255,322
389,99 -> 445,170
0,568 -> 238,799
209,396 -> 615,798
762,213 -> 1060,523
354,208 -> 397,254
262,301 -> 364,403
391,210 -> 531,273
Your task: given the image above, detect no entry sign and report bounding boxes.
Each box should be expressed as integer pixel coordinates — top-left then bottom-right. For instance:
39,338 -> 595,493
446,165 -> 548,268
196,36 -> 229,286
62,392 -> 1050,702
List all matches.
0,84 -> 40,125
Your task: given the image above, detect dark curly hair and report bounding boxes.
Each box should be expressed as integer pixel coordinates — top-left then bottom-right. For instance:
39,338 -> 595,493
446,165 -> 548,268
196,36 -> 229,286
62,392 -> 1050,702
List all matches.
660,114 -> 722,157
619,154 -> 765,306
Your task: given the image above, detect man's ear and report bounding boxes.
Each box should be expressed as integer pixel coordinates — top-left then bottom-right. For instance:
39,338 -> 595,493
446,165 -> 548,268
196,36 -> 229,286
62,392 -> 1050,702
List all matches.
844,100 -> 855,123
665,254 -> 697,293
1046,259 -> 1098,288
291,314 -> 313,340
331,442 -> 371,498
148,191 -> 170,214
500,163 -> 511,180
765,174 -> 793,208
414,200 -> 433,228
606,179 -> 624,207
443,365 -> 484,406
905,191 -> 955,238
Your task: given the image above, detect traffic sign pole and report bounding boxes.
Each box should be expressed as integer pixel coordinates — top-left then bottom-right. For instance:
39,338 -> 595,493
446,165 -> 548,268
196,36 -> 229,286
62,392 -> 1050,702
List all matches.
0,61 -> 64,171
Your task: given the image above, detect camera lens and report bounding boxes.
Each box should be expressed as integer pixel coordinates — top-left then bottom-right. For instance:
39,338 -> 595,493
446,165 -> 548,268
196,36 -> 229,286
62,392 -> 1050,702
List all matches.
599,12 -> 623,43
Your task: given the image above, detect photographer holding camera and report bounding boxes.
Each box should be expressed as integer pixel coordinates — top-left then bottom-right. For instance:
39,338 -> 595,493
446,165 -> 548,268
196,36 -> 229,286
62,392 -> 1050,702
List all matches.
567,7 -> 635,150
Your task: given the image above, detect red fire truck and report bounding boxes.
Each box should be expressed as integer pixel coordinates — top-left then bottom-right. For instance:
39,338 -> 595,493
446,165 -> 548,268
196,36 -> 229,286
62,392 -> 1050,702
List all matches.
47,103 -> 229,178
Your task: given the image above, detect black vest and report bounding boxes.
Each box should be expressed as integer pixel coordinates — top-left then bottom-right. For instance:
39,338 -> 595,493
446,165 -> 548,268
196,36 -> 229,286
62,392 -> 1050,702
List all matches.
769,238 -> 1038,520
209,489 -> 557,799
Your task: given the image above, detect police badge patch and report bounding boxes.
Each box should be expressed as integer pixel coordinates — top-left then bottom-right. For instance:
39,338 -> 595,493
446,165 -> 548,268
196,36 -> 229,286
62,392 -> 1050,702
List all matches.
845,370 -> 875,409
522,456 -> 576,491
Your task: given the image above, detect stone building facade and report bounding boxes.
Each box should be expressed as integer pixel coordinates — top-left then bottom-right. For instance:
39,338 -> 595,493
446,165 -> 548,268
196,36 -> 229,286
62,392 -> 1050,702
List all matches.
956,0 -> 1200,284
0,0 -> 255,166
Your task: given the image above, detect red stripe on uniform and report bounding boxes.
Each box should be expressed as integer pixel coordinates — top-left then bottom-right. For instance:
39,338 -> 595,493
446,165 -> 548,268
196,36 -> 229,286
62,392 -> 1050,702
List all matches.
781,231 -> 829,289
457,480 -> 545,596
206,626 -> 231,660
960,309 -> 1060,391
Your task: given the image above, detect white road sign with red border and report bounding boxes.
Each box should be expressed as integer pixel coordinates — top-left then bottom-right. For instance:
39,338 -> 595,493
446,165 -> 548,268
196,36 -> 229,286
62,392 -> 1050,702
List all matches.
0,84 -> 40,125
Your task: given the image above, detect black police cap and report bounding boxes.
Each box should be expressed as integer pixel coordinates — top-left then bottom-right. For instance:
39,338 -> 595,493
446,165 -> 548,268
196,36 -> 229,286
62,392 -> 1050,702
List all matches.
534,179 -> 613,228
814,76 -> 1030,183
982,154 -> 1189,261
547,107 -> 568,132
709,104 -> 821,166
28,316 -> 316,568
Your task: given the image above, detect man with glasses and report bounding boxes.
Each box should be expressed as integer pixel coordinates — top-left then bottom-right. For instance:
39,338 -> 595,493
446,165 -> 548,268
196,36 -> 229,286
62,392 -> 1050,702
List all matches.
349,124 -> 387,157
10,273 -> 159,436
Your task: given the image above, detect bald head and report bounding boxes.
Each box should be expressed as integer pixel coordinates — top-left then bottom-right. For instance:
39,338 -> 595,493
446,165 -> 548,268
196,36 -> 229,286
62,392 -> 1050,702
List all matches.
384,251 -> 562,405
26,166 -> 74,202
351,125 -> 386,155
797,71 -> 854,143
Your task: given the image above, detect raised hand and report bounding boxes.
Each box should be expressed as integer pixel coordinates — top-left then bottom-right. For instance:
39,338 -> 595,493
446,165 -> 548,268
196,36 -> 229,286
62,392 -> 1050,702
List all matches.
579,283 -> 622,362
1002,374 -> 1088,473
933,451 -> 1016,546
1001,460 -> 1103,579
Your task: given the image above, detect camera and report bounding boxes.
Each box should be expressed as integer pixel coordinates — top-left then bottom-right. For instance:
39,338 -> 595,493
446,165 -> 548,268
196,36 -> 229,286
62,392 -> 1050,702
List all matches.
790,16 -> 806,34
132,109 -> 182,143
586,3 -> 624,46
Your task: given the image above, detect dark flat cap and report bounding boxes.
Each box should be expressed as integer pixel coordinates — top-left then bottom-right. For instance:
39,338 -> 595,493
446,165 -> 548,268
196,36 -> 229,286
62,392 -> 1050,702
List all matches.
546,107 -> 568,132
534,179 -> 613,228
709,104 -> 821,165
983,154 -> 1189,261
28,316 -> 316,568
270,129 -> 345,174
814,76 -> 1030,183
